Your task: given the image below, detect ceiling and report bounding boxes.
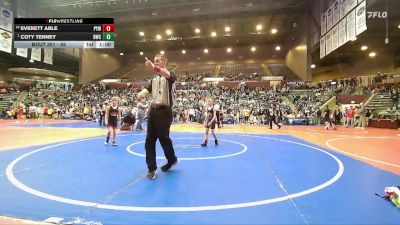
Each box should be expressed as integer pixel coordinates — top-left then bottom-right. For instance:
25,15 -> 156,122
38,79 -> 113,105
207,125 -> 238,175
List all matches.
19,0 -> 308,53
7,0 -> 400,77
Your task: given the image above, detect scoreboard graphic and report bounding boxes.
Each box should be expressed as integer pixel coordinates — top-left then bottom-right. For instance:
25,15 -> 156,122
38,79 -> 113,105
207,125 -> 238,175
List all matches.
13,18 -> 114,48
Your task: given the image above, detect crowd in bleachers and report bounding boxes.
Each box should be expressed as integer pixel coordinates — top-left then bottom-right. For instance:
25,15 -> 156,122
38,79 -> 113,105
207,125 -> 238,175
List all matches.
220,64 -> 264,81
0,80 -> 323,126
176,65 -> 217,82
173,82 -> 291,125
1,71 -> 398,129
0,80 -> 364,126
175,64 -> 265,82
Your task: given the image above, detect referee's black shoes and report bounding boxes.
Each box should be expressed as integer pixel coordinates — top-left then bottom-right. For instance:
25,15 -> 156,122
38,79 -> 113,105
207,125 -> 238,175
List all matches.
161,160 -> 178,172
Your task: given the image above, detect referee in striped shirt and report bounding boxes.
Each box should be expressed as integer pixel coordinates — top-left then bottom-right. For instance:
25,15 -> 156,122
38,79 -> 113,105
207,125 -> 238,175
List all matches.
137,54 -> 178,180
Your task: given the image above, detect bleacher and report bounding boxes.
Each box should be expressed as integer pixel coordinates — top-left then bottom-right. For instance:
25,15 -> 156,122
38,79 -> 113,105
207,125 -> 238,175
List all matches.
267,64 -> 301,80
101,65 -> 139,80
220,63 -> 264,75
102,63 -> 275,82
0,92 -> 19,110
368,92 -> 393,111
119,65 -> 153,81
367,92 -> 399,120
176,65 -> 217,79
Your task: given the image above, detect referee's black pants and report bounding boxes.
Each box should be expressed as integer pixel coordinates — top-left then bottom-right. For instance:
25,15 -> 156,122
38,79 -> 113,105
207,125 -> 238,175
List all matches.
269,116 -> 280,129
145,107 -> 177,171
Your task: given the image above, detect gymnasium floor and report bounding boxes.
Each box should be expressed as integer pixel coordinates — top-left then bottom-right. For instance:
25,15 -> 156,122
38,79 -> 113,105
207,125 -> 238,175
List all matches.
0,119 -> 399,225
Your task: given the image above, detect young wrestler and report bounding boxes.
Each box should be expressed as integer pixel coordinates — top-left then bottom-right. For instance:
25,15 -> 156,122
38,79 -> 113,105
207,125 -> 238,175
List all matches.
201,98 -> 219,147
105,97 -> 121,146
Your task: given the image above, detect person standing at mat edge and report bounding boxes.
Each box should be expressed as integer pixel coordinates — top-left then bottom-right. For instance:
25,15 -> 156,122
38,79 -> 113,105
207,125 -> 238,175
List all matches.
137,55 -> 178,180
105,96 -> 121,146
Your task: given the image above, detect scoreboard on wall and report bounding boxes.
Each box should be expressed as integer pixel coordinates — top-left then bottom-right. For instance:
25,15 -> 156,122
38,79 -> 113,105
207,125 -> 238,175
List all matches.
13,18 -> 114,48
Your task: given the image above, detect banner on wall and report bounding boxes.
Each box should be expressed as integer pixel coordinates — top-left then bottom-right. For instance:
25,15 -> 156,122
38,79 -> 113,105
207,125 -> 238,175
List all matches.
340,0 -> 347,19
333,0 -> 340,25
332,25 -> 339,51
346,10 -> 356,41
338,18 -> 347,46
346,0 -> 357,14
16,48 -> 28,58
321,12 -> 327,35
320,35 -> 326,59
43,48 -> 53,65
326,30 -> 332,55
31,48 -> 42,61
327,6 -> 333,31
0,28 -> 12,53
0,7 -> 13,32
355,1 -> 367,35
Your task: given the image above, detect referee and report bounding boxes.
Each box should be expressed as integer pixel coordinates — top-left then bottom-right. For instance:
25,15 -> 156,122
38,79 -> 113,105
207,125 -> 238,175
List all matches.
137,54 -> 178,180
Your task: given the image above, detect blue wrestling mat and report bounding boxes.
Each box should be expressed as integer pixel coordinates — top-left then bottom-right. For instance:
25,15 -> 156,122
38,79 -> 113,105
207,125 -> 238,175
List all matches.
0,132 -> 399,225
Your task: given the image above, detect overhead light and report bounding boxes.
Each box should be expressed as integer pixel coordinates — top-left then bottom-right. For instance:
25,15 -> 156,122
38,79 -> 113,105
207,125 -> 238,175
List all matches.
29,59 -> 34,63
227,47 -> 232,53
398,24 -> 400,29
160,50 -> 165,55
156,34 -> 162,39
224,26 -> 231,32
139,51 -> 143,55
204,48 -> 208,53
211,31 -> 217,37
369,52 -> 376,57
271,28 -> 278,34
166,29 -> 172,35
251,46 -> 256,52
193,7 -> 201,12
361,45 -> 368,51
139,31 -> 144,36
195,28 -> 200,34
310,64 -> 316,69
120,52 -> 124,56
182,50 -> 186,54
256,24 -> 263,31
350,37 -> 357,41
64,78 -> 71,81
275,46 -> 281,51
152,12 -> 158,16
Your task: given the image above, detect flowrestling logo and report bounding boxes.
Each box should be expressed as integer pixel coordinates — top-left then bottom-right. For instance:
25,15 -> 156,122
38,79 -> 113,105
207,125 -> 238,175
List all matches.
367,11 -> 387,19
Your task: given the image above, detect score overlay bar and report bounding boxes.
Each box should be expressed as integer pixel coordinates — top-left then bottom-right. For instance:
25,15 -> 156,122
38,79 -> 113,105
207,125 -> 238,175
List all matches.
14,41 -> 114,48
13,18 -> 115,49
